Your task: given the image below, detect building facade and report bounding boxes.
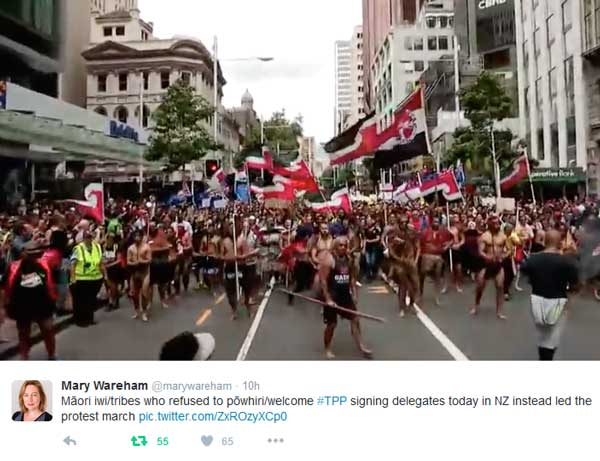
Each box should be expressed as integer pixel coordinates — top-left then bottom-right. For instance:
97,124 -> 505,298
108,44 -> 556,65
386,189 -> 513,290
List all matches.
228,89 -> 259,142
581,0 -> 600,195
350,26 -> 366,128
334,40 -> 353,134
60,1 -> 91,107
362,0 -> 425,111
371,0 -> 456,134
515,0 -> 586,176
83,2 -> 240,171
0,0 -> 61,97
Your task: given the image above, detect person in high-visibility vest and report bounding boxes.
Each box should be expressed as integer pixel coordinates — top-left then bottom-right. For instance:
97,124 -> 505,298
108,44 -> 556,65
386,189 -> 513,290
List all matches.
69,230 -> 104,327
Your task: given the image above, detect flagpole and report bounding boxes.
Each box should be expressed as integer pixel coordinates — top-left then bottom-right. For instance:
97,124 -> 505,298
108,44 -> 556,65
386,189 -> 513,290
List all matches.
139,71 -> 144,197
490,126 -> 501,199
232,202 -> 240,302
380,170 -> 388,225
245,163 -> 252,203
524,151 -> 536,206
446,202 -> 453,273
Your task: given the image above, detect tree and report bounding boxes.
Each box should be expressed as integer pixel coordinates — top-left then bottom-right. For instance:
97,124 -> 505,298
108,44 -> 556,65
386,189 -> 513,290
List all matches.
447,72 -> 519,177
235,109 -> 305,171
146,79 -> 217,172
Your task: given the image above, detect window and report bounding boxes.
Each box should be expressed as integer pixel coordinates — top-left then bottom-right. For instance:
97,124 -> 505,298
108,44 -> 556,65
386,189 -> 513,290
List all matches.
143,72 -> 149,91
136,105 -> 150,128
414,60 -> 425,72
118,73 -> 127,91
562,0 -> 572,32
405,82 -> 413,95
414,37 -> 423,50
114,106 -> 128,124
439,36 -> 448,50
97,74 -> 107,93
404,36 -> 413,50
546,15 -> 555,46
181,71 -> 191,86
427,36 -> 438,50
94,106 -> 107,116
534,28 -> 541,56
116,26 -> 125,36
564,56 -> 575,116
161,72 -> 170,89
426,16 -> 436,28
103,27 -> 112,37
440,16 -> 448,28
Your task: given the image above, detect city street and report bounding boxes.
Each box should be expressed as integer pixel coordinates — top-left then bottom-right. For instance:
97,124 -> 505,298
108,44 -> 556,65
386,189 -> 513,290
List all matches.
13,278 -> 600,361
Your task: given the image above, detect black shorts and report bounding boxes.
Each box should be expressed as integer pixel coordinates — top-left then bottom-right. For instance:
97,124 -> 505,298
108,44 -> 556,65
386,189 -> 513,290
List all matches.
106,264 -> 126,284
484,263 -> 503,280
242,264 -> 258,292
224,264 -> 245,303
323,296 -> 356,325
150,261 -> 172,286
204,257 -> 219,276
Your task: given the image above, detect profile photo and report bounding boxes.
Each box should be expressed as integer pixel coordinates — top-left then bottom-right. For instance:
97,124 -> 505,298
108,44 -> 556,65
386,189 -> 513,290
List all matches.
12,380 -> 53,422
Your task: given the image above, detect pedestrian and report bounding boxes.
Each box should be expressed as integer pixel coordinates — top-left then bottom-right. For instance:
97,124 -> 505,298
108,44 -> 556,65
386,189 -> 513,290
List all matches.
520,229 -> 579,360
3,241 -> 57,360
70,230 -> 104,327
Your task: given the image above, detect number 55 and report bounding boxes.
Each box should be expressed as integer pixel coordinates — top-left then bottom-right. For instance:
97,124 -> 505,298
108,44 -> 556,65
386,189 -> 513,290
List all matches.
157,437 -> 169,446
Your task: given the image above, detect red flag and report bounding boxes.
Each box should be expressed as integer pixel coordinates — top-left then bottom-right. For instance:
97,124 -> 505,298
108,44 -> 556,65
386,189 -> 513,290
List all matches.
308,188 -> 351,214
419,170 -> 463,202
66,183 -> 105,223
500,154 -> 529,192
252,180 -> 295,209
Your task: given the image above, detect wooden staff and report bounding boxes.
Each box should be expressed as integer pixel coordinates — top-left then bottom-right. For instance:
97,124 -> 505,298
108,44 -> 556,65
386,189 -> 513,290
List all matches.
277,288 -> 387,323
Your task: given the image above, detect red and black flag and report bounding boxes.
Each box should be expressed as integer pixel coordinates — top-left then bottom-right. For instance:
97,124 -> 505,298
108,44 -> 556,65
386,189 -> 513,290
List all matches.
373,86 -> 430,169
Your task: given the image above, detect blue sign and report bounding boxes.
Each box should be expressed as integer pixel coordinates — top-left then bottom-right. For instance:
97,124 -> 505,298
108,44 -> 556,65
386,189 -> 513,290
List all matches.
235,182 -> 250,203
0,81 -> 6,109
109,120 -> 139,142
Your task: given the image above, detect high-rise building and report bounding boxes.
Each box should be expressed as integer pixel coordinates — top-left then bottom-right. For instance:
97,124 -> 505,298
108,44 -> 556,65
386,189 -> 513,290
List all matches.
334,40 -> 352,134
350,26 -> 366,128
0,1 -> 62,97
362,0 -> 424,111
515,0 -> 586,176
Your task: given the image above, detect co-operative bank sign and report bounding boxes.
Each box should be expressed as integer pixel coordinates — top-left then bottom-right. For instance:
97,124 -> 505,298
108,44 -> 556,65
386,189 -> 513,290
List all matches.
479,0 -> 507,9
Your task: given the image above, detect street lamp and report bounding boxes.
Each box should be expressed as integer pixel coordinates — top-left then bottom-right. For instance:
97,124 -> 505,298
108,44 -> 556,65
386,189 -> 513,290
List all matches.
212,35 -> 274,171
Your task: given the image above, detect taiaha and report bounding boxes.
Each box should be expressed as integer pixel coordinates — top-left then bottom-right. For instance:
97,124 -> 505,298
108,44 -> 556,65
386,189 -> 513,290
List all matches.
277,289 -> 387,323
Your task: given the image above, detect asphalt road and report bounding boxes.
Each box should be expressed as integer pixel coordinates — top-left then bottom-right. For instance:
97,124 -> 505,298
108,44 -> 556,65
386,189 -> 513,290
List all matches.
12,278 -> 600,360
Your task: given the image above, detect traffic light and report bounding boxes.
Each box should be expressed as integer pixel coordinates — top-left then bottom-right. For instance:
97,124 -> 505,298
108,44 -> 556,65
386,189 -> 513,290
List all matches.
205,160 -> 219,178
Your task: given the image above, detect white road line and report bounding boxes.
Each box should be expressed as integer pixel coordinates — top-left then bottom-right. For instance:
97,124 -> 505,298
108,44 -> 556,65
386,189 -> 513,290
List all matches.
380,273 -> 469,361
236,277 -> 276,361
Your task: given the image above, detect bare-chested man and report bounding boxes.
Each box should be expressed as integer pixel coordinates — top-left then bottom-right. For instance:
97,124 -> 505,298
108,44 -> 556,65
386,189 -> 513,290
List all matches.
200,222 -> 221,295
309,222 -> 334,284
127,230 -> 152,321
470,216 -> 508,320
419,218 -> 452,306
388,217 -> 420,317
221,218 -> 256,320
444,215 -> 465,293
319,236 -> 372,359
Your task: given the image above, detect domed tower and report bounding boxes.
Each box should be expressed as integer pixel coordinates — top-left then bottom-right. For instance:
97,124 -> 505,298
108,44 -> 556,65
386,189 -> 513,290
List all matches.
241,89 -> 254,110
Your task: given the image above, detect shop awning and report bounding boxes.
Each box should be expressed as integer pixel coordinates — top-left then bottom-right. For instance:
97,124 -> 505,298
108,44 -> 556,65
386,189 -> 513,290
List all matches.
0,110 -> 149,164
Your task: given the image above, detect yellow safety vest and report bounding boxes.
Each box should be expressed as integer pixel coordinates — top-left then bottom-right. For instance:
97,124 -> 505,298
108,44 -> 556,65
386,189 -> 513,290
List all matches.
74,242 -> 103,281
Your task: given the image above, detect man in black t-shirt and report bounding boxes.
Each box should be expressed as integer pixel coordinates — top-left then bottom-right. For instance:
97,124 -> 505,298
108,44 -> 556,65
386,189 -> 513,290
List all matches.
521,230 -> 579,361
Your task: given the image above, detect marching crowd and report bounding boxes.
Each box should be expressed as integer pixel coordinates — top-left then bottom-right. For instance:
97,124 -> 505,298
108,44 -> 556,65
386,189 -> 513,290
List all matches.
0,194 -> 597,360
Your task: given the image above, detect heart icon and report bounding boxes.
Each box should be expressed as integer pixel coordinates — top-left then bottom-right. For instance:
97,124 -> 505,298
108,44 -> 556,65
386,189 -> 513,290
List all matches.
201,435 -> 213,447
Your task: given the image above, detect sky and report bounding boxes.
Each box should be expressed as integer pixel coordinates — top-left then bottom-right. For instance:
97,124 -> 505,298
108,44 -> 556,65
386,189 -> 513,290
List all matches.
139,0 -> 361,144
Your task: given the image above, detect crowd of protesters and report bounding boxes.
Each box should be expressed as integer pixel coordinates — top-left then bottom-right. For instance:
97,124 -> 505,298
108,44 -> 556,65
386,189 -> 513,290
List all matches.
0,192 -> 598,360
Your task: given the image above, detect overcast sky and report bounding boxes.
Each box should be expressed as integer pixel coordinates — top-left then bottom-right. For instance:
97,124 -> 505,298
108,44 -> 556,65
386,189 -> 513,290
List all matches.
139,0 -> 361,144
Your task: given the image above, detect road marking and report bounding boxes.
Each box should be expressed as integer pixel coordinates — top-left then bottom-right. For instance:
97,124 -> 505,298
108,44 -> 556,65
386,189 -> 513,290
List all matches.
367,286 -> 389,294
380,274 -> 469,361
236,277 -> 276,361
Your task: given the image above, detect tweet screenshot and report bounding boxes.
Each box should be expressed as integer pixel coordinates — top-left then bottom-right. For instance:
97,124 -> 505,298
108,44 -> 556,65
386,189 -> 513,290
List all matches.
2,0 -> 600,459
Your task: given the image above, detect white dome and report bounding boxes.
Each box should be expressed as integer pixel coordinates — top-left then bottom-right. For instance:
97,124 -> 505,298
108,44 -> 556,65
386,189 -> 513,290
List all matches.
241,89 -> 254,105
